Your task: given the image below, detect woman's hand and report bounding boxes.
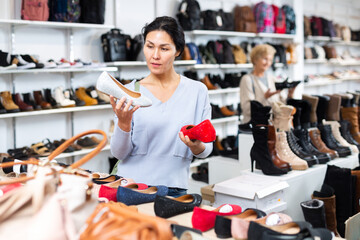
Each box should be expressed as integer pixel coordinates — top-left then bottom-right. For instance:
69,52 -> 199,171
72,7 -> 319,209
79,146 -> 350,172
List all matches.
179,132 -> 205,155
264,89 -> 281,99
110,96 -> 140,132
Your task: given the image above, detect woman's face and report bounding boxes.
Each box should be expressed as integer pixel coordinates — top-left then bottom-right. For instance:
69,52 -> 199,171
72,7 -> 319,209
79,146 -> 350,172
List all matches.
143,30 -> 179,75
253,54 -> 273,72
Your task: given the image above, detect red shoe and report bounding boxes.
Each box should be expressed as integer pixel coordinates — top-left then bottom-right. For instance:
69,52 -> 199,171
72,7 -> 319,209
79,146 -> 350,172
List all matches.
124,183 -> 149,190
180,119 -> 216,143
191,204 -> 242,232
98,183 -> 149,202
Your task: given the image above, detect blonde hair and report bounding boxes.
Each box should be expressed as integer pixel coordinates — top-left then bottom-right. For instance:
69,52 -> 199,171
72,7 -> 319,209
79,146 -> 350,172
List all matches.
250,44 -> 276,64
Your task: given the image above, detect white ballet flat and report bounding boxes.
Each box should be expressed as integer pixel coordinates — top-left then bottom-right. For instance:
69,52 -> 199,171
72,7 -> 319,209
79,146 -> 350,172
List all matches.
96,71 -> 152,107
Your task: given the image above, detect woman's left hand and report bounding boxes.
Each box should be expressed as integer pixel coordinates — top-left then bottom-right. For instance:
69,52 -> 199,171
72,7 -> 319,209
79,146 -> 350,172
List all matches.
179,132 -> 205,155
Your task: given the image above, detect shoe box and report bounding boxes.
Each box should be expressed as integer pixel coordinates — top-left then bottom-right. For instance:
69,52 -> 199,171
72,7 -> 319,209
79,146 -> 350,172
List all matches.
213,172 -> 289,214
200,184 -> 215,205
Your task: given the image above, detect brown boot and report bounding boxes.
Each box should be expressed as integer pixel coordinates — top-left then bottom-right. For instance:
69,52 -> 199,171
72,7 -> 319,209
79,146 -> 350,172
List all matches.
12,93 -> 33,111
76,87 -> 98,106
351,170 -> 360,213
201,75 -> 217,90
220,106 -> 235,116
33,90 -> 51,109
303,94 -> 319,126
271,101 -> 295,132
312,194 -> 340,236
340,107 -> 360,143
325,94 -> 341,121
0,91 -> 20,113
268,125 -> 291,171
309,128 -> 338,159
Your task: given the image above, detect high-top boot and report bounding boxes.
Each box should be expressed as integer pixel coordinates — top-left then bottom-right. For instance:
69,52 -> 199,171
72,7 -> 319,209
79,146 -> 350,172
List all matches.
33,90 -> 51,109
300,199 -> 327,228
325,94 -> 341,121
0,96 -> 6,114
44,88 -> 59,108
315,95 -> 330,125
323,120 -> 358,154
339,120 -> 360,149
76,87 -> 98,106
12,93 -> 33,111
286,130 -> 318,167
341,106 -> 360,144
309,128 -> 338,159
303,94 -> 319,127
250,100 -> 271,126
294,128 -> 331,164
275,131 -> 308,170
268,125 -> 291,171
324,165 -> 354,237
271,101 -> 295,131
336,93 -> 354,107
0,91 -> 20,113
318,124 -> 352,157
286,99 -> 302,129
250,125 -> 287,175
351,170 -> 360,213
22,92 -> 41,110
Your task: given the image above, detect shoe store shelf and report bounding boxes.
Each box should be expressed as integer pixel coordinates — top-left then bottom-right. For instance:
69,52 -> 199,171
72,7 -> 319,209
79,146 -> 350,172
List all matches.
0,19 -> 114,30
185,30 -> 295,40
105,60 -> 197,67
0,67 -> 118,75
208,87 -> 239,95
0,104 -> 112,119
305,36 -> 342,42
211,116 -> 239,124
190,63 -> 284,70
304,59 -> 328,64
304,59 -> 360,66
190,158 -> 209,168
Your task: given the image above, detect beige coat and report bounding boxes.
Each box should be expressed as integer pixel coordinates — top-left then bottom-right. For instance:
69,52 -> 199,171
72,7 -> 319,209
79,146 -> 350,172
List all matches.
240,73 -> 286,123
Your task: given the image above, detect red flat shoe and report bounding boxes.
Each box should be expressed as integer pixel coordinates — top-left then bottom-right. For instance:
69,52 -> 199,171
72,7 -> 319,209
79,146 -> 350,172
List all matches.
98,183 -> 149,202
191,204 -> 242,232
180,119 -> 216,143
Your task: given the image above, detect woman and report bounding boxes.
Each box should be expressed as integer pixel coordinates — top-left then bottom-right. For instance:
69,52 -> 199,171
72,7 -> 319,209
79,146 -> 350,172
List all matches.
109,16 -> 212,197
240,44 -> 295,124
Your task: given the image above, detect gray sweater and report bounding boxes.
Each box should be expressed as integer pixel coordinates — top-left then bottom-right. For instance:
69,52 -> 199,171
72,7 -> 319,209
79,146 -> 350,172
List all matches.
110,75 -> 213,188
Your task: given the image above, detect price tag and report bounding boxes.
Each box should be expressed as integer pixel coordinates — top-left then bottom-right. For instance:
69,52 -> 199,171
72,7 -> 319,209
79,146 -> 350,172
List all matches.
216,15 -> 223,27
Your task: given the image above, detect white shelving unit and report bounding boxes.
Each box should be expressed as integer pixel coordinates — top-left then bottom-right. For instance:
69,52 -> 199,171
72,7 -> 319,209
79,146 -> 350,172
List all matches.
211,116 -> 239,125
208,87 -> 239,95
190,63 -> 284,70
185,30 -> 295,40
304,76 -> 360,88
106,60 -> 196,67
304,59 -> 360,66
0,67 -> 117,75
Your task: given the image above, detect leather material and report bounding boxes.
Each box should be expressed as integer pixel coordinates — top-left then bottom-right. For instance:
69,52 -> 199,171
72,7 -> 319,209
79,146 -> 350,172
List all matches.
339,120 -> 360,149
181,119 -> 216,143
12,93 -> 33,111
318,124 -> 352,157
76,87 -> 98,106
220,106 -> 235,116
286,130 -> 318,167
341,106 -> 360,144
271,101 -> 295,132
22,92 -> 41,110
33,90 -> 51,109
154,194 -> 202,218
268,125 -> 292,171
324,120 -> 358,154
325,94 -> 341,121
201,75 -> 217,90
303,94 -> 319,126
0,91 -> 20,112
250,100 -> 271,127
309,128 -> 338,159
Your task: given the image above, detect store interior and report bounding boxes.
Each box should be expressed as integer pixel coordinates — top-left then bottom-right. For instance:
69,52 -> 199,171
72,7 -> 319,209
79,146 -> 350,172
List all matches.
0,0 -> 360,239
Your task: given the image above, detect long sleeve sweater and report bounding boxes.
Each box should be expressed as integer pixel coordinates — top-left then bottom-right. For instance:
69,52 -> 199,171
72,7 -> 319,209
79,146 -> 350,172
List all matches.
110,75 -> 213,189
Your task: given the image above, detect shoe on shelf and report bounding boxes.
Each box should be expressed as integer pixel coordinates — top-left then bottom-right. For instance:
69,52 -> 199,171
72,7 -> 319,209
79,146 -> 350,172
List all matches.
154,194 -> 202,218
30,142 -> 51,157
48,59 -> 70,68
201,74 -> 217,90
117,185 -> 168,206
86,86 -> 107,105
0,97 -> 6,114
76,136 -> 98,148
76,87 -> 98,106
33,90 -> 52,109
191,162 -> 209,183
0,50 -> 17,70
44,88 -> 59,108
96,71 -> 152,107
43,59 -> 57,69
180,119 -> 216,143
54,86 -> 76,107
22,92 -> 41,110
211,104 -> 225,119
63,88 -> 85,106
11,54 -> 36,69
60,58 -> 83,68
12,93 -> 33,111
0,91 -> 20,113
20,55 -> 44,69
220,106 -> 236,116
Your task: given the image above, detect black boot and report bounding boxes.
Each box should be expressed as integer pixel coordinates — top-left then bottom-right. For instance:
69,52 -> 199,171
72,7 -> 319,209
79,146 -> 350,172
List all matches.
250,125 -> 287,175
300,199 -> 327,228
339,120 -> 360,150
64,88 -> 85,107
239,101 -> 271,133
315,95 -> 330,124
318,124 -> 352,157
44,88 -> 58,108
286,130 -> 318,167
22,92 -> 41,110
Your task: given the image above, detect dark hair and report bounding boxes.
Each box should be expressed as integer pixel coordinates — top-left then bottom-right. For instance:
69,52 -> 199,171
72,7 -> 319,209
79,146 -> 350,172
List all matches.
142,16 -> 185,57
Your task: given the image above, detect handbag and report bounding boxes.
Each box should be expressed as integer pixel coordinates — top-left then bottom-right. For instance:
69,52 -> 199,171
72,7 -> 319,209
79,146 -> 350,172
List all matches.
101,29 -> 131,62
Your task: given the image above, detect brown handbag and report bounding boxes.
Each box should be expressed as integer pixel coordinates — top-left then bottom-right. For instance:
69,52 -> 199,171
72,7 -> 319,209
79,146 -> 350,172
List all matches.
234,5 -> 257,33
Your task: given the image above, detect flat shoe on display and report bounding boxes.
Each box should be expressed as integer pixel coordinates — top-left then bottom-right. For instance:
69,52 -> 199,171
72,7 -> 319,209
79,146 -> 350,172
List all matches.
77,136 -> 98,148
180,119 -> 216,143
20,54 -> 44,69
92,174 -> 121,184
96,71 -> 152,107
116,185 -> 168,205
154,193 -> 202,218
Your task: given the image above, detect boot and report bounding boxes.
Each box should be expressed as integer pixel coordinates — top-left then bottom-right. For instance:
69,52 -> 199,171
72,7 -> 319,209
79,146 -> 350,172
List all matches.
336,93 -> 354,107
309,128 -> 338,159
286,99 -> 302,129
325,94 -> 341,121
12,93 -> 33,111
0,91 -> 20,113
294,128 -> 331,164
54,87 -> 76,107
64,88 -> 85,106
351,170 -> 360,213
302,94 -> 319,127
250,125 -> 287,175
271,101 -> 295,131
300,199 -> 327,228
323,120 -> 358,153
339,120 -> 360,150
86,86 -> 107,105
22,92 -> 41,110
318,124 -> 352,157
341,106 -> 360,144
275,131 -> 308,170
267,125 -> 291,172
33,90 -> 51,109
76,87 -> 98,106
238,101 -> 271,133
44,88 -> 59,108
286,130 -> 318,167
0,97 -> 6,114
315,95 -> 330,124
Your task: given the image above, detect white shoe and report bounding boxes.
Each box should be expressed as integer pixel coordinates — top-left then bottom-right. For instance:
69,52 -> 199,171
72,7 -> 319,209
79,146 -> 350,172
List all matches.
96,71 -> 152,107
54,86 -> 76,107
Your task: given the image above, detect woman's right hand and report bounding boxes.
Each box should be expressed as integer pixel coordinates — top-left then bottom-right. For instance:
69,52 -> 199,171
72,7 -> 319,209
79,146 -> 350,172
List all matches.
110,96 -> 140,132
264,89 -> 281,99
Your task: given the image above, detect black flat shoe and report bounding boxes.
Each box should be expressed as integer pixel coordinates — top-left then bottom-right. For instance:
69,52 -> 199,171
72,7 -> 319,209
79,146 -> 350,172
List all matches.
154,193 -> 202,218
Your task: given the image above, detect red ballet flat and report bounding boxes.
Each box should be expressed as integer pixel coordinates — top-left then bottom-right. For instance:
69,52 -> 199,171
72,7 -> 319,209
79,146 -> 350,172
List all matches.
180,119 -> 216,143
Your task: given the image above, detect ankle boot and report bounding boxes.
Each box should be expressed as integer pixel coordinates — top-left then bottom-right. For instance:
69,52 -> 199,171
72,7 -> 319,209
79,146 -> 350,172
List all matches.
33,90 -> 51,109
318,124 -> 352,157
286,130 -> 318,167
325,94 -> 341,121
302,94 -> 319,127
64,88 -> 85,106
300,199 -> 327,228
315,95 -> 330,124
75,87 -> 98,106
323,120 -> 358,153
271,101 -> 295,131
268,125 -> 291,171
44,88 -> 59,108
250,125 -> 287,175
287,99 -> 312,129
86,86 -> 107,105
12,93 -> 33,111
339,120 -> 360,149
275,131 -> 308,170
0,97 -> 6,114
351,170 -> 360,213
0,91 -> 20,113
293,128 -> 331,164
308,128 -> 338,159
341,106 -> 360,144
22,92 -> 41,110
